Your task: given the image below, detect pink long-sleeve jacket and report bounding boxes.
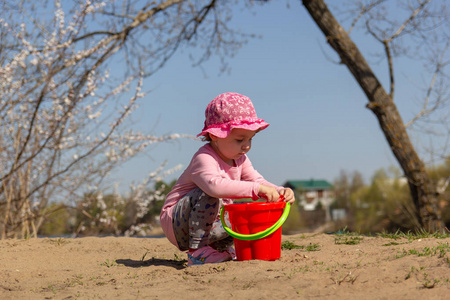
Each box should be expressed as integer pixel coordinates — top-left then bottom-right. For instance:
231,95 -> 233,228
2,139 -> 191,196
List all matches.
160,143 -> 282,249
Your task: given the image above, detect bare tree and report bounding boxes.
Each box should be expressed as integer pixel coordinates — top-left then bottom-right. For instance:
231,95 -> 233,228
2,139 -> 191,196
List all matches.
0,0 -> 250,238
302,0 -> 448,231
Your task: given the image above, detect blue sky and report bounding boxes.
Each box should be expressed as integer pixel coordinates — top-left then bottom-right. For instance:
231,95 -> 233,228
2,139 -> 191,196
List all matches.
110,1 -> 432,191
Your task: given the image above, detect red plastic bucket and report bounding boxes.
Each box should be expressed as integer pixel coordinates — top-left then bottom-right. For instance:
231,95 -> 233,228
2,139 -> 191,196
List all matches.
222,202 -> 287,261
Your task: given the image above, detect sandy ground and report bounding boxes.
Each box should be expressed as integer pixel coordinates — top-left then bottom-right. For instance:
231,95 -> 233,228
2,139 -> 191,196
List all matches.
0,233 -> 449,299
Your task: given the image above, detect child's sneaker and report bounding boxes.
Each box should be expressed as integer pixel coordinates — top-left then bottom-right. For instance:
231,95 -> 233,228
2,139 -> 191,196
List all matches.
187,245 -> 232,266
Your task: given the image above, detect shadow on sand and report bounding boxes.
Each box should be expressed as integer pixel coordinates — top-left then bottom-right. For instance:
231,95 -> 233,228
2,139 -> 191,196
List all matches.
116,258 -> 186,270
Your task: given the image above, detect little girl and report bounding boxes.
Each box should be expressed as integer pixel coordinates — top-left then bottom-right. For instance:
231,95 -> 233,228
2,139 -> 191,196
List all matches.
160,92 -> 294,266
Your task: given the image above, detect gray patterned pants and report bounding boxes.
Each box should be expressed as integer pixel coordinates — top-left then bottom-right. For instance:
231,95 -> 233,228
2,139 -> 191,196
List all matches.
172,188 -> 233,251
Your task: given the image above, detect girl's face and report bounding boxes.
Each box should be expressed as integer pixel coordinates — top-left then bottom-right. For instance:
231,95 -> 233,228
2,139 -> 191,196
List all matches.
210,128 -> 256,166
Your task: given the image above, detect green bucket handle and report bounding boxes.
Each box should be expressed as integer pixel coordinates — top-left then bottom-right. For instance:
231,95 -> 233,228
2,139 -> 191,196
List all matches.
220,201 -> 291,241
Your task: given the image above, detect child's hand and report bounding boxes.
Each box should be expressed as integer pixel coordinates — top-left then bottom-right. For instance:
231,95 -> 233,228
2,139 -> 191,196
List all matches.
258,185 -> 280,202
279,188 -> 295,204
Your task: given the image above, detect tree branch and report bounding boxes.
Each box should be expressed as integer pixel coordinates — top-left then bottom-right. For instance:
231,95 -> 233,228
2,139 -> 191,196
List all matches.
383,39 -> 394,97
385,0 -> 432,43
347,0 -> 385,35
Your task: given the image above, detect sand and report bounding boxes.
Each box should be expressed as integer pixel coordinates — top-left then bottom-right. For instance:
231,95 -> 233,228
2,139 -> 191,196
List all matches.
0,233 -> 448,299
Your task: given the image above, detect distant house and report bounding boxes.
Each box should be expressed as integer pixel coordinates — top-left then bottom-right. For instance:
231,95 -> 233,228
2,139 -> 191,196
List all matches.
283,179 -> 336,226
283,179 -> 334,210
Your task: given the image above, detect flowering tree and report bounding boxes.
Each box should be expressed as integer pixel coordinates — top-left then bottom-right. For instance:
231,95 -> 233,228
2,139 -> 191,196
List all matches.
73,163 -> 180,237
0,0 -> 248,238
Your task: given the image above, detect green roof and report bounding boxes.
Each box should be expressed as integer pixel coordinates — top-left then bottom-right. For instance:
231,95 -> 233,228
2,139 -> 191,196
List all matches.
283,179 -> 333,190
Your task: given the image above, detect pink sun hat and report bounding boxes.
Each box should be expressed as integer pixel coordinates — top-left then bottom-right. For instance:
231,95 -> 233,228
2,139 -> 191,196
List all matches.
197,92 -> 269,138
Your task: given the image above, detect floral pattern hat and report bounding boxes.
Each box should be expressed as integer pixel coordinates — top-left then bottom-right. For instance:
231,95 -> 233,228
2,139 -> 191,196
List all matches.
197,92 -> 269,138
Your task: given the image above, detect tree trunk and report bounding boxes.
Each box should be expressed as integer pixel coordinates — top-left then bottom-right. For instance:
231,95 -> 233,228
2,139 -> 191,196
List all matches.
301,0 -> 443,231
